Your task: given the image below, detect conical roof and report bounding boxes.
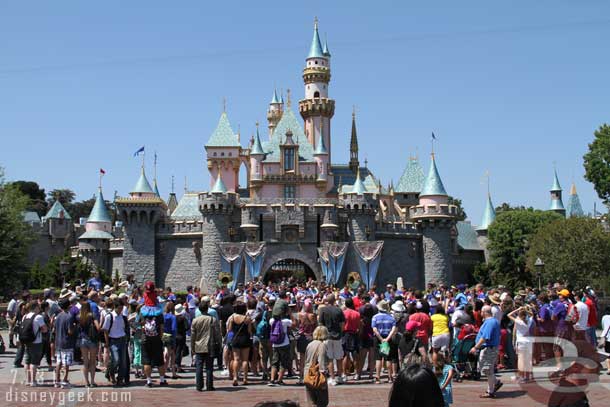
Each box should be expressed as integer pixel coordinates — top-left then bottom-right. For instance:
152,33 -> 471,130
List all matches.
131,168 -> 155,194
551,169 -> 562,192
205,112 -> 240,147
251,127 -> 266,155
477,194 -> 496,231
45,200 -> 72,220
566,183 -> 584,217
271,89 -> 280,104
307,19 -> 325,59
87,189 -> 112,223
153,180 -> 161,197
420,154 -> 448,196
211,174 -> 228,194
314,132 -> 328,155
322,37 -> 330,56
350,169 -> 366,195
395,157 -> 425,193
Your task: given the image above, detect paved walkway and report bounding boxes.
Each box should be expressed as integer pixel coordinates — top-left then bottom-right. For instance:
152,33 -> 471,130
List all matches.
0,338 -> 609,406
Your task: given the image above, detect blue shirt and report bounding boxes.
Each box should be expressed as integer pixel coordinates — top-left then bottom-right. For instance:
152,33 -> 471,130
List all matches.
88,277 -> 102,291
163,313 -> 177,336
371,312 -> 396,338
195,307 -> 218,320
88,300 -> 100,321
475,317 -> 501,348
455,292 -> 468,307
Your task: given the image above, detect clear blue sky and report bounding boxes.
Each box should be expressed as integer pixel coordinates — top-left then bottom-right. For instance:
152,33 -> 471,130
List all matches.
1,1 -> 608,224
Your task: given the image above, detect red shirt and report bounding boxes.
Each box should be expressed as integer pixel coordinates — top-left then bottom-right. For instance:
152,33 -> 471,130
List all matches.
585,298 -> 598,327
343,308 -> 361,333
352,296 -> 362,310
409,312 -> 432,345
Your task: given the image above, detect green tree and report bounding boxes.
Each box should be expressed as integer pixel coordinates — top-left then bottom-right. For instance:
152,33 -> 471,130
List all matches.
0,167 -> 35,294
47,188 -> 76,206
583,124 -> 610,206
10,181 -> 47,217
486,209 -> 562,289
495,202 -> 534,214
527,217 -> 610,291
447,196 -> 467,221
69,197 -> 96,223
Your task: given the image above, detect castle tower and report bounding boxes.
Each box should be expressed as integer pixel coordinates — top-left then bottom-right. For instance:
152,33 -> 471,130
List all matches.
116,167 -> 167,286
476,192 -> 496,262
199,173 -> 238,292
299,18 -> 335,164
410,154 -> 457,286
78,187 -> 113,276
341,169 -> 377,241
314,126 -> 329,187
349,109 -> 359,174
44,200 -> 73,243
394,155 -> 425,219
249,124 -> 266,193
266,89 -> 284,136
566,182 -> 584,218
205,112 -> 241,192
549,169 -> 566,216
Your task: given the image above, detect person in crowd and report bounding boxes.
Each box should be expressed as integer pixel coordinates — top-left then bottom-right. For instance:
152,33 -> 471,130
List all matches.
430,306 -> 450,356
572,290 -> 590,342
88,271 -> 103,292
174,303 -> 189,374
39,301 -> 53,371
163,301 -> 179,379
53,298 -> 77,388
388,364 -> 444,407
358,294 -> 377,379
600,305 -> 610,374
304,326 -> 329,407
268,304 -> 292,386
399,320 -> 428,369
21,301 -> 48,386
78,300 -> 100,387
552,289 -> 573,372
6,291 -> 18,348
434,350 -> 454,407
140,281 -> 168,387
372,300 -> 397,384
191,298 -> 222,391
297,298 -> 317,385
317,294 -> 345,385
409,299 -> 432,351
103,298 -> 129,387
470,305 -> 503,398
584,289 -> 598,347
507,306 -> 533,384
342,297 -> 362,382
228,300 -> 253,386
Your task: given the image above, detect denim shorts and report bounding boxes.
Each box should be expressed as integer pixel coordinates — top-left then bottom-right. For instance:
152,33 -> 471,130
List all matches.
79,337 -> 98,349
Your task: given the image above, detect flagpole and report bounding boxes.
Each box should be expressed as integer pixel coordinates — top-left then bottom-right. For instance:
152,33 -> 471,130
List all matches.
99,171 -> 102,190
142,147 -> 146,170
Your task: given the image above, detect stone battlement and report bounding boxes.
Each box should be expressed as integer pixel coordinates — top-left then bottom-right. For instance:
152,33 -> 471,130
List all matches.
409,204 -> 458,218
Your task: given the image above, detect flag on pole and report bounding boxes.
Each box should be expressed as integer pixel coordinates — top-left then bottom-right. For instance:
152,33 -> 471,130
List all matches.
133,146 -> 145,157
432,132 -> 437,140
100,168 -> 106,175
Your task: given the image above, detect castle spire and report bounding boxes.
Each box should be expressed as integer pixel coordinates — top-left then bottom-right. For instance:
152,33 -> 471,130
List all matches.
350,168 -> 366,195
549,167 -> 565,215
211,172 -> 228,194
251,122 -> 266,155
420,154 -> 448,197
308,17 -> 324,59
322,33 -> 331,57
566,182 -> 584,217
349,106 -> 359,173
477,193 -> 496,231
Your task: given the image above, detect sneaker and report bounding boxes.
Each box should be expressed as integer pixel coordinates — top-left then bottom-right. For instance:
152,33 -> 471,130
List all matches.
146,382 -> 153,388
61,381 -> 71,389
220,369 -> 230,377
277,380 -> 286,386
53,382 -> 60,388
159,381 -> 169,387
340,375 -> 347,383
267,381 -> 278,387
493,381 -> 503,393
328,378 -> 338,386
355,374 -> 361,381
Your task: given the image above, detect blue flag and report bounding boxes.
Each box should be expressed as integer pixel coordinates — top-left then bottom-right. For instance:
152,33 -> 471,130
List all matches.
432,132 -> 436,140
133,146 -> 145,157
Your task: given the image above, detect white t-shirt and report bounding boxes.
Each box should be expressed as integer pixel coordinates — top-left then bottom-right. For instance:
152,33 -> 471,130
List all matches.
574,301 -> 589,331
7,299 -> 17,316
24,312 -> 46,344
269,318 -> 292,348
491,305 -> 503,322
514,317 -> 532,344
102,311 -> 126,339
601,315 -> 610,341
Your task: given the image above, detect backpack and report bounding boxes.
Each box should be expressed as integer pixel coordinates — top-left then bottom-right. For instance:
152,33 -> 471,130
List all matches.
19,314 -> 37,344
565,303 -> 579,325
269,319 -> 285,345
143,317 -> 158,337
256,311 -> 270,339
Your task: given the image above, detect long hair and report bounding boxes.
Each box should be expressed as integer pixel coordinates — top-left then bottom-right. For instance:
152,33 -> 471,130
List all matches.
79,301 -> 93,327
388,364 -> 444,407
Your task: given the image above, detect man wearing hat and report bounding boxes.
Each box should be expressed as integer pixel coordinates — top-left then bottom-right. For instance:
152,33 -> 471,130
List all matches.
371,300 -> 397,383
551,289 -> 573,368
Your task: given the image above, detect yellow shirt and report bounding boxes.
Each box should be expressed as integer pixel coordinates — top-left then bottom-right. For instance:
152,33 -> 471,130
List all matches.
431,313 -> 450,336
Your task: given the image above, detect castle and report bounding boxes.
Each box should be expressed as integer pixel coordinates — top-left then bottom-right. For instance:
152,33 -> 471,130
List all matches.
25,20 -> 588,292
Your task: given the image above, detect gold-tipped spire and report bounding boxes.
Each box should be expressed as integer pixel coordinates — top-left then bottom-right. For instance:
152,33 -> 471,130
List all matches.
570,182 -> 577,195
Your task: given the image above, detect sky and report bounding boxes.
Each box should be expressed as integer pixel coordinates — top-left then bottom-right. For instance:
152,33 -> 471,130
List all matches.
1,1 -> 608,224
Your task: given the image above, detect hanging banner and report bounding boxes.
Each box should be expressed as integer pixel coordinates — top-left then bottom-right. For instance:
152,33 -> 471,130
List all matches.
244,242 -> 266,282
218,243 -> 244,291
353,241 -> 384,290
325,242 -> 349,285
317,247 -> 331,284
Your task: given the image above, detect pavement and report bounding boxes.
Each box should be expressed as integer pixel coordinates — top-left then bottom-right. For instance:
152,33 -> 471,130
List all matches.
0,332 -> 609,406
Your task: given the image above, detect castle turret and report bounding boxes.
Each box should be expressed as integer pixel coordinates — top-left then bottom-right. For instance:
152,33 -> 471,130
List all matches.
549,169 -> 566,216
249,125 -> 266,189
410,154 -> 457,286
299,18 -> 335,163
341,169 -> 377,241
566,182 -> 584,218
476,192 -> 496,262
116,166 -> 167,286
267,89 -> 284,136
314,121 -> 329,189
79,187 -> 113,275
394,155 -> 425,219
199,173 -> 238,292
349,109 -> 359,174
205,112 -> 241,193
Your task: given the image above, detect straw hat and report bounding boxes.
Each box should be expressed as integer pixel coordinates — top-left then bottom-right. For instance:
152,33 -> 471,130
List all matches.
175,304 -> 185,315
489,293 -> 501,305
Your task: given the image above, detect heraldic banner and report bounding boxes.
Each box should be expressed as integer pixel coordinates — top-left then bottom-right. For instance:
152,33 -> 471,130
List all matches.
353,241 -> 384,290
218,243 -> 244,291
244,242 -> 265,282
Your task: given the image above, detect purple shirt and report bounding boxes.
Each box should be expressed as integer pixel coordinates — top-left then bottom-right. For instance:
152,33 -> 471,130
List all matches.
552,301 -> 568,334
538,304 -> 553,334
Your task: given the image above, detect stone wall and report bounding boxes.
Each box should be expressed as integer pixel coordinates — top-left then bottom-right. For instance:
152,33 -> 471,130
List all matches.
376,234 -> 424,289
122,223 -> 156,286
421,220 -> 454,286
110,251 -> 123,279
157,237 -> 203,291
200,214 -> 230,292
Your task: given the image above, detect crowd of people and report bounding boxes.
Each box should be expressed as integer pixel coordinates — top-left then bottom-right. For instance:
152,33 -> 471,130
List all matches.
3,272 -> 610,407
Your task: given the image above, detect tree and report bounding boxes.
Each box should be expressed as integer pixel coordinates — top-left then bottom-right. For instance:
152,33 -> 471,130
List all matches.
527,217 -> 610,291
486,209 -> 562,289
69,197 -> 96,223
583,124 -> 610,206
447,196 -> 467,221
47,188 -> 75,206
10,181 -> 47,217
495,202 -> 534,214
0,167 -> 35,294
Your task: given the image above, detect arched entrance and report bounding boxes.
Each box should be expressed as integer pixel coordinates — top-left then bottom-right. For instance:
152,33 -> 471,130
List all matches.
264,258 -> 316,284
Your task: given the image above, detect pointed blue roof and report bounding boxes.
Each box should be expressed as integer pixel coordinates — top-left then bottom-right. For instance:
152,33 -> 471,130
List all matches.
420,154 -> 448,196
307,20 -> 325,59
271,89 -> 280,104
262,109 -> 314,162
477,194 -> 496,231
79,229 -> 114,240
551,169 -> 562,192
170,193 -> 201,220
457,221 -> 482,251
45,200 -> 71,220
153,180 -> 160,197
349,170 -> 366,195
322,37 -> 330,56
211,174 -> 228,194
251,127 -> 266,155
550,198 -> 565,211
566,183 -> 584,217
279,92 -> 284,104
205,112 -> 241,147
87,189 -> 112,223
131,168 -> 155,194
313,132 -> 328,155
395,157 -> 425,193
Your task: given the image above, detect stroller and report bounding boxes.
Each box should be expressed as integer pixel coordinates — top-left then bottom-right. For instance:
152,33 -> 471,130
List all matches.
452,324 -> 479,381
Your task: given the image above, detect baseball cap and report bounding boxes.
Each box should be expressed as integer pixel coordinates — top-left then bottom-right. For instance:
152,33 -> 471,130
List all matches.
405,320 -> 421,332
558,289 -> 570,297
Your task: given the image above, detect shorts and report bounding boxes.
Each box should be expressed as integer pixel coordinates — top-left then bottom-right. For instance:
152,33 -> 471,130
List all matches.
360,335 -> 373,349
56,349 -> 74,366
162,334 -> 176,349
342,332 -> 360,354
478,347 -> 498,376
605,340 -> 610,354
374,338 -> 398,362
24,343 -> 43,366
324,339 -> 344,360
271,345 -> 291,370
141,336 -> 164,367
431,333 -> 450,350
297,335 -> 312,354
79,337 -> 98,349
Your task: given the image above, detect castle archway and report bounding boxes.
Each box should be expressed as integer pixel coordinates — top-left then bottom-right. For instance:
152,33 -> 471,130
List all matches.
262,250 -> 319,283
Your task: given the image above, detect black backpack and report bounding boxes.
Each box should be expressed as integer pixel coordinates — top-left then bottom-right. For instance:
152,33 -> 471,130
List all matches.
19,314 -> 37,344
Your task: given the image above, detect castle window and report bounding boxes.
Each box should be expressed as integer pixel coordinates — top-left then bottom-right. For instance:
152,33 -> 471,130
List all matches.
314,91 -> 320,98
284,185 -> 296,199
221,152 -> 225,156
284,148 -> 295,171
315,60 -> 318,65
214,152 -> 217,157
228,152 -> 232,157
